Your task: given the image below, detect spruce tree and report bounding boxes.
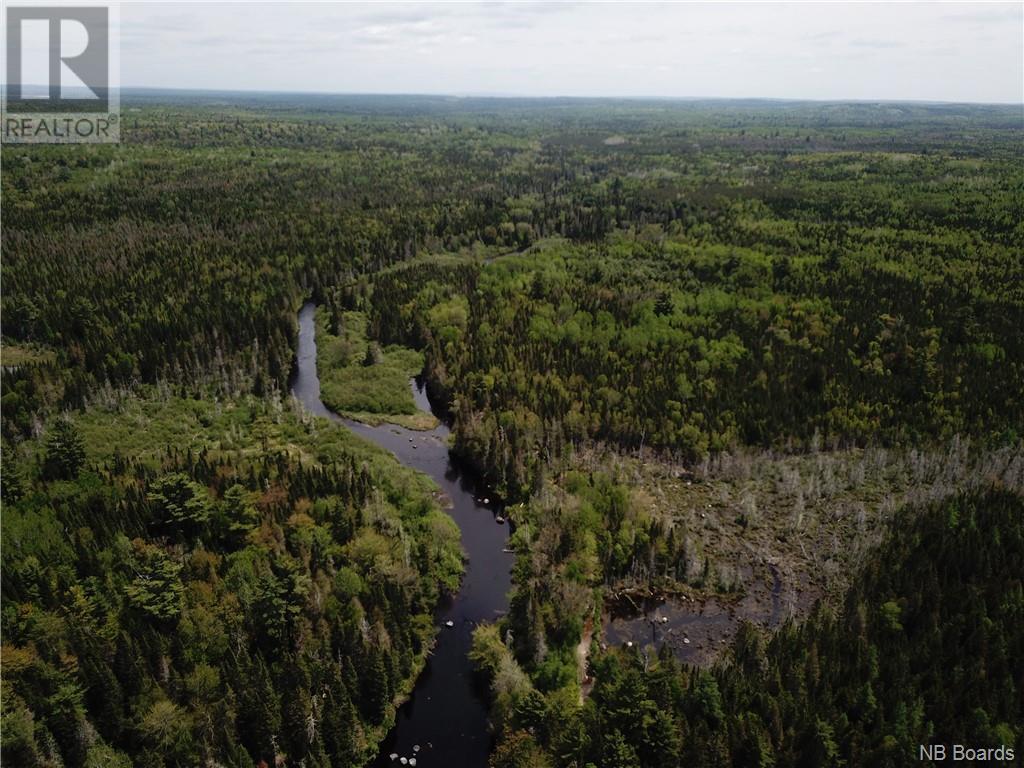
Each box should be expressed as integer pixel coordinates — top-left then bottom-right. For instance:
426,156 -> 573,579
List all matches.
43,417 -> 85,480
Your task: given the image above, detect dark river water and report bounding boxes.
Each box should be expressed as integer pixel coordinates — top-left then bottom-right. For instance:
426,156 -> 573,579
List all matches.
291,302 -> 512,768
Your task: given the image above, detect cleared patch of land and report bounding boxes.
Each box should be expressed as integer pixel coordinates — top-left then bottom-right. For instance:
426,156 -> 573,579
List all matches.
1,343 -> 57,368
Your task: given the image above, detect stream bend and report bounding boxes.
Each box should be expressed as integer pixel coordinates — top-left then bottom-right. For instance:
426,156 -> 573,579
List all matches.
291,302 -> 512,768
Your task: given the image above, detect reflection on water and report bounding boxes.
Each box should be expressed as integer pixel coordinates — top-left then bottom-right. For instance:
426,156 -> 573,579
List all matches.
604,596 -> 736,663
604,567 -> 785,664
291,302 -> 512,768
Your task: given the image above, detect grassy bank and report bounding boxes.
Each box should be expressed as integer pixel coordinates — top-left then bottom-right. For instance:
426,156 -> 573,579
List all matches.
315,307 -> 437,430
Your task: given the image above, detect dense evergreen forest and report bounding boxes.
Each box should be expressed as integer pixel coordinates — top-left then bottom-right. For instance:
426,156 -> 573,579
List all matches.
2,394 -> 462,766
2,94 -> 1022,767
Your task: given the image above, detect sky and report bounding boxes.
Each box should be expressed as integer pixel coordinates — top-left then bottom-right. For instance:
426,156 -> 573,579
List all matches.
110,1 -> 1024,104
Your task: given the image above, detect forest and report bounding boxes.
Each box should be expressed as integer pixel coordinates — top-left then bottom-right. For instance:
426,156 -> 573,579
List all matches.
474,489 -> 1023,768
1,391 -> 462,766
2,94 -> 1022,767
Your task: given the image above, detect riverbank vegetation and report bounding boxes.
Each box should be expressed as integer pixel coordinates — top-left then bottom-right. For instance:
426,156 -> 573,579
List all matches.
314,307 -> 436,430
3,94 -> 1022,766
1,391 -> 461,767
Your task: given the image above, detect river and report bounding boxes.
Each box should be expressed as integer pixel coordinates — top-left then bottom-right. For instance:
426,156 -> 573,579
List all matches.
291,302 -> 512,768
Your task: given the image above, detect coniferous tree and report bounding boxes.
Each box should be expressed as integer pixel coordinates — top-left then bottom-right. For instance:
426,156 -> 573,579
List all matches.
43,417 -> 85,480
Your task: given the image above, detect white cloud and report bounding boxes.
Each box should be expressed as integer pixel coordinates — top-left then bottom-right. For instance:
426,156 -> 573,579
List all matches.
118,2 -> 1024,103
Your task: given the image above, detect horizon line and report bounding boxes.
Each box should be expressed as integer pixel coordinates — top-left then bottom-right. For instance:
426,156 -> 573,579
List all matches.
98,84 -> 1024,108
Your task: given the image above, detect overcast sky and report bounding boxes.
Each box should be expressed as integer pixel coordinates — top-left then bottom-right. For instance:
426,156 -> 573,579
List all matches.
115,1 -> 1022,103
